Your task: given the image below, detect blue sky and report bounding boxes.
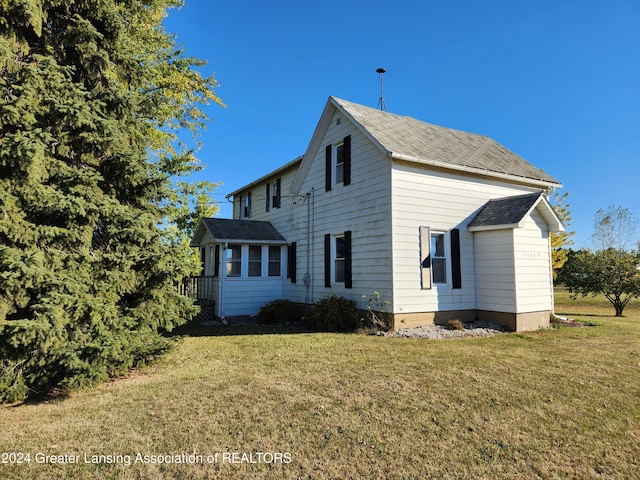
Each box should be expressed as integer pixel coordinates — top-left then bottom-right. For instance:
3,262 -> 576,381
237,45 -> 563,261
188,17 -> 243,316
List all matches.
164,0 -> 640,248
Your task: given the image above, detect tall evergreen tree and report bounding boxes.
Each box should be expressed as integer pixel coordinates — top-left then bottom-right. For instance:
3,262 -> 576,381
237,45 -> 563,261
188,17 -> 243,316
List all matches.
0,0 -> 223,402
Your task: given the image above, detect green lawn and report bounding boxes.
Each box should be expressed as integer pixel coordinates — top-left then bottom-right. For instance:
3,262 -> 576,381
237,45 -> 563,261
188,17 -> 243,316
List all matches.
1,291 -> 639,479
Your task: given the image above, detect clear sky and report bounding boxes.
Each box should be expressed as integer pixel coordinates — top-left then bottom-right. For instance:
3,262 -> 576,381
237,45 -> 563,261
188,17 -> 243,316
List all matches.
164,0 -> 639,248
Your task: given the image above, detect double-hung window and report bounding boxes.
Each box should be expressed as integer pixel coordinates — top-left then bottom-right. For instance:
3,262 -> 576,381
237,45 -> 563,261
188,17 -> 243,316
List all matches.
419,227 -> 462,290
335,143 -> 345,185
430,232 -> 447,284
266,178 -> 281,211
325,135 -> 351,191
334,235 -> 346,283
240,193 -> 251,218
271,179 -> 281,209
268,246 -> 281,276
248,245 -> 262,277
226,244 -> 242,277
324,231 -> 352,288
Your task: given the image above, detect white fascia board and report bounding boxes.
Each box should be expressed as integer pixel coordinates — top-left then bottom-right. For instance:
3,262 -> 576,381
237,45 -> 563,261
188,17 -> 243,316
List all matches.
531,195 -> 565,232
215,238 -> 288,245
390,152 -> 562,190
468,223 -> 521,232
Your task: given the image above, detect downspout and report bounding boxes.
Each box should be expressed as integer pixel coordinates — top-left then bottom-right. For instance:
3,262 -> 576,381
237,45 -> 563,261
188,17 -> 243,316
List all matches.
548,233 -> 557,321
305,188 -> 314,304
219,242 -> 228,322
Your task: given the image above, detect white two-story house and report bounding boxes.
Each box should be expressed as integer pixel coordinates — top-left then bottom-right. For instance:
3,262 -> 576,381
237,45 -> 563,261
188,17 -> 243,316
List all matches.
190,96 -> 564,331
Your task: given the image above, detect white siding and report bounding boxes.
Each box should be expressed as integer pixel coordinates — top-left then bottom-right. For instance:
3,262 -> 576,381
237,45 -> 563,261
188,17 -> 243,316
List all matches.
293,109 -> 394,309
230,165 -> 307,304
229,110 -> 395,310
513,209 -> 553,312
390,161 -> 538,314
473,229 -> 517,312
220,278 -> 283,317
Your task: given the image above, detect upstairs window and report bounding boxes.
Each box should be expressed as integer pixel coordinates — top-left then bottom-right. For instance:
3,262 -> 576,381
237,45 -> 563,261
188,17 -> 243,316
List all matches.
242,192 -> 252,218
325,135 -> 351,191
335,143 -> 345,185
271,179 -> 281,209
266,178 -> 281,211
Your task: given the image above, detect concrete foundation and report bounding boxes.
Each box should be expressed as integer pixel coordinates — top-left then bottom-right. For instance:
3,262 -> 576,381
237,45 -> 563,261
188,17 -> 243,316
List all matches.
388,309 -> 551,332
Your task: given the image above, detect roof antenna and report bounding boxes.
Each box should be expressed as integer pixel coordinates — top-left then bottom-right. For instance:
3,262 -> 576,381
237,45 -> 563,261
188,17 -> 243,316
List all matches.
376,68 -> 387,111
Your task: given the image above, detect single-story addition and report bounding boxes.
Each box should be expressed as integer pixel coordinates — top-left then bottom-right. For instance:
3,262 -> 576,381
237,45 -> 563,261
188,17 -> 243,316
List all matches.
190,96 -> 564,331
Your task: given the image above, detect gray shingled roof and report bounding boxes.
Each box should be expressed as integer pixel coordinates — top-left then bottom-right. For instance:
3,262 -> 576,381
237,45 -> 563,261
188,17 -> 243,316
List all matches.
200,218 -> 286,242
468,192 -> 542,228
333,97 -> 560,185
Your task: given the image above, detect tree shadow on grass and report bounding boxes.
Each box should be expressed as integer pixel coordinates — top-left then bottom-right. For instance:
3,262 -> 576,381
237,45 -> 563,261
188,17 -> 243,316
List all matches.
166,319 -> 313,337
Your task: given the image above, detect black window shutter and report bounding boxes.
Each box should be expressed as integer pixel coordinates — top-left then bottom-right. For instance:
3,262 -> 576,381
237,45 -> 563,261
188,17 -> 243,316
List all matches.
266,183 -> 270,212
214,244 -> 220,278
200,247 -> 206,276
324,234 -> 331,287
343,135 -> 351,186
275,177 -> 281,208
451,228 -> 462,289
288,242 -> 297,283
344,230 -> 352,288
325,145 -> 332,192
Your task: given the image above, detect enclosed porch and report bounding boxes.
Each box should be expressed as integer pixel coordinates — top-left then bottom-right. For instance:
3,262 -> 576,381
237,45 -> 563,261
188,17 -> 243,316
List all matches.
188,218 -> 289,319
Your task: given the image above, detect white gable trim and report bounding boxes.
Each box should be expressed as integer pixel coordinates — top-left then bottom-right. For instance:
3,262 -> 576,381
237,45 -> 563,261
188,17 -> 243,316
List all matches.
291,97 -> 390,193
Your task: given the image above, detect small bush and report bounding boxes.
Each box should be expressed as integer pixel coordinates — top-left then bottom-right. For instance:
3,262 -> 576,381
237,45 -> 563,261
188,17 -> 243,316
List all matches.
447,319 -> 465,331
360,292 -> 391,332
257,299 -> 305,325
305,295 -> 359,332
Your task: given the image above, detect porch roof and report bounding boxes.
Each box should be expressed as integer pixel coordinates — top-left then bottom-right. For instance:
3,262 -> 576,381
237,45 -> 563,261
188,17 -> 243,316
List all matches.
468,192 -> 564,232
190,218 -> 287,247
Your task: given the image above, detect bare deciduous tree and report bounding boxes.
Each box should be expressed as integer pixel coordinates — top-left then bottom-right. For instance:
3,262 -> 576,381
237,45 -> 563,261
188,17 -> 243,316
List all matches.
591,205 -> 639,252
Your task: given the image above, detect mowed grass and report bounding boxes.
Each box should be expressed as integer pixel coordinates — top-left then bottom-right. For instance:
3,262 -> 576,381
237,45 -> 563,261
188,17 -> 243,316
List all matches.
1,291 -> 639,479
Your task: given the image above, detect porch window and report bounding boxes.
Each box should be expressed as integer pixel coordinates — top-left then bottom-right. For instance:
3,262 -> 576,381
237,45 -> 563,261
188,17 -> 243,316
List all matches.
268,246 -> 281,276
226,244 -> 242,277
248,245 -> 262,277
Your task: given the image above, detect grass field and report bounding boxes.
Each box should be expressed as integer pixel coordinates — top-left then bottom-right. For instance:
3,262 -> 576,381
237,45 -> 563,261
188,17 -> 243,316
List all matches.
1,290 -> 639,479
